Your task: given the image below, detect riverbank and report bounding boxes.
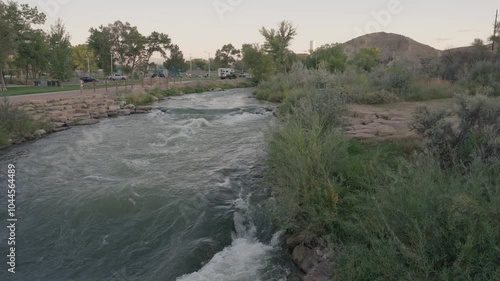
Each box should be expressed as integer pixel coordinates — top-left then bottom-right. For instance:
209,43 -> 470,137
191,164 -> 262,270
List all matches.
266,87 -> 500,280
0,79 -> 256,148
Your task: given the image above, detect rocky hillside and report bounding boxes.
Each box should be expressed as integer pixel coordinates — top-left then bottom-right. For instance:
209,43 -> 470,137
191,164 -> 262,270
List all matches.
342,32 -> 441,63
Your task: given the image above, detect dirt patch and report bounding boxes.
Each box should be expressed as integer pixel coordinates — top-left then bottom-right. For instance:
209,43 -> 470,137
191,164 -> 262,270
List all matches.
346,99 -> 455,139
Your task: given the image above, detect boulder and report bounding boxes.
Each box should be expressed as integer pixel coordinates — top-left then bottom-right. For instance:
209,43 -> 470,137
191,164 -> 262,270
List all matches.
53,122 -> 66,128
118,109 -> 131,116
136,105 -> 152,111
292,245 -> 317,273
303,260 -> 335,281
52,127 -> 69,133
33,129 -> 47,137
118,101 -> 126,108
89,112 -> 100,119
124,104 -> 135,110
98,113 -> 109,119
108,105 -> 121,112
50,116 -> 68,123
76,119 -> 99,126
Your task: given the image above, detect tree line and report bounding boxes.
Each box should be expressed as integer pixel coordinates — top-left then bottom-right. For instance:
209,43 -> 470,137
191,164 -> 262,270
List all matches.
1,0 -> 498,92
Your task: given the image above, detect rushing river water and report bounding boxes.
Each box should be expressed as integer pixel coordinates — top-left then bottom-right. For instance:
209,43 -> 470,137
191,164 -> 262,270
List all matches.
0,89 -> 295,281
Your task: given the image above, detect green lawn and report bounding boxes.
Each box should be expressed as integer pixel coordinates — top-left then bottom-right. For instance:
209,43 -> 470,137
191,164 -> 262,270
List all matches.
3,85 -> 82,96
2,81 -> 131,97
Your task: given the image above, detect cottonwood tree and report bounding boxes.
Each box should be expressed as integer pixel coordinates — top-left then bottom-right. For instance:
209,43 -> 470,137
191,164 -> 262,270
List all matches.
241,44 -> 276,81
72,44 -> 97,75
47,19 -> 73,83
259,20 -> 297,72
141,32 -> 171,76
0,1 -> 46,90
109,21 -> 147,79
307,44 -> 347,72
15,29 -> 49,84
87,25 -> 114,74
214,44 -> 240,68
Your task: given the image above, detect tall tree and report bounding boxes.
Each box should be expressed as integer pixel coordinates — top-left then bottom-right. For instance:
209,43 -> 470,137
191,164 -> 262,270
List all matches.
214,44 -> 240,68
241,44 -> 276,81
87,25 -> 114,74
47,19 -> 73,83
109,21 -> 146,79
0,1 -> 46,90
307,44 -> 347,72
191,58 -> 209,71
259,20 -> 297,72
141,32 -> 171,76
88,21 -> 147,78
14,29 -> 49,83
72,44 -> 97,75
164,44 -> 188,73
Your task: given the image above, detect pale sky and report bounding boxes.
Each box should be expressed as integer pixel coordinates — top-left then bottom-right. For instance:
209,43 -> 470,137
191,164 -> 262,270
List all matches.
15,0 -> 499,59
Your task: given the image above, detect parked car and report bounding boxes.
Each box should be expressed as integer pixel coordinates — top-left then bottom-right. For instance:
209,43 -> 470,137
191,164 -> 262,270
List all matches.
151,73 -> 166,78
80,77 -> 99,83
108,74 -> 127,80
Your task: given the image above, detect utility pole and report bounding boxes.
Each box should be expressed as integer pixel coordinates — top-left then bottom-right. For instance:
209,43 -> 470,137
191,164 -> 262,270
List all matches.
86,53 -> 90,76
494,9 -> 498,51
110,52 -> 113,75
205,51 -> 211,79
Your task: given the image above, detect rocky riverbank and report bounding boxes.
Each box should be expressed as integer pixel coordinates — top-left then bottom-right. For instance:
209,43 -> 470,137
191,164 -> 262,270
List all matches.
6,93 -> 156,145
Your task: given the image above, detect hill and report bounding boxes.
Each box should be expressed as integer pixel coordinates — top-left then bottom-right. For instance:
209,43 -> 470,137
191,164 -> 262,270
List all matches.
341,32 -> 441,63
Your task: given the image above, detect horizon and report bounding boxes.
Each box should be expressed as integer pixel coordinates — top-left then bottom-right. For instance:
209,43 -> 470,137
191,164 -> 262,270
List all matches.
11,0 -> 499,59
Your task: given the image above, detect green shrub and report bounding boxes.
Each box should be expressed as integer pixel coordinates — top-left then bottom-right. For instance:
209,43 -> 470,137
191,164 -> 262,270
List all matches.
0,103 -> 53,147
411,94 -> 500,169
125,93 -> 154,106
335,156 -> 500,281
383,63 -> 415,97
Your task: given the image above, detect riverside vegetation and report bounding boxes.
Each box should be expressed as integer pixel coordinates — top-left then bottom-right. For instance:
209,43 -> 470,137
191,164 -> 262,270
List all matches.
261,61 -> 499,280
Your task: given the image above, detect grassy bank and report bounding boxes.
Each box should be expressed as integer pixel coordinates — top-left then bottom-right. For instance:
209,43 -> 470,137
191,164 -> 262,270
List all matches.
117,80 -> 257,106
0,98 -> 53,147
266,87 -> 500,280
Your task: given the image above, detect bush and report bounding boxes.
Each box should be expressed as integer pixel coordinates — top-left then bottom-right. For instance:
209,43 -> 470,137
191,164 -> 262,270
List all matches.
0,99 -> 53,147
411,94 -> 500,169
125,93 -> 154,106
267,87 -> 348,235
336,156 -> 500,281
383,63 -> 415,97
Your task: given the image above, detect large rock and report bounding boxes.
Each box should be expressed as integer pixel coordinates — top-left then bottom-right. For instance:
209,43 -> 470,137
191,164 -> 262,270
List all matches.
108,105 -> 121,112
136,105 -> 152,111
124,104 -> 135,110
108,105 -> 121,111
53,122 -> 66,128
118,109 -> 131,116
51,116 -> 68,123
293,245 -> 318,273
33,129 -> 47,137
76,119 -> 99,126
303,260 -> 335,281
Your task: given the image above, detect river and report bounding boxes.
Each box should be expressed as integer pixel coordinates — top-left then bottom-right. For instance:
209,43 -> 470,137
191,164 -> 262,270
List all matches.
0,88 -> 295,281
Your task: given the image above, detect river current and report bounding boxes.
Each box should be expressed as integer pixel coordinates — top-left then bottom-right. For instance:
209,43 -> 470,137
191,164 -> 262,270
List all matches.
0,89 -> 294,281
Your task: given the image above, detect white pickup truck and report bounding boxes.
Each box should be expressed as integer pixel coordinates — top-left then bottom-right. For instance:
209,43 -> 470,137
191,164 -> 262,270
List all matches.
108,74 -> 127,80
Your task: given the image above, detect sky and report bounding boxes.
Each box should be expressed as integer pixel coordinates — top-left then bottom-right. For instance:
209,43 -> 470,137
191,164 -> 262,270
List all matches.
14,0 -> 499,60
